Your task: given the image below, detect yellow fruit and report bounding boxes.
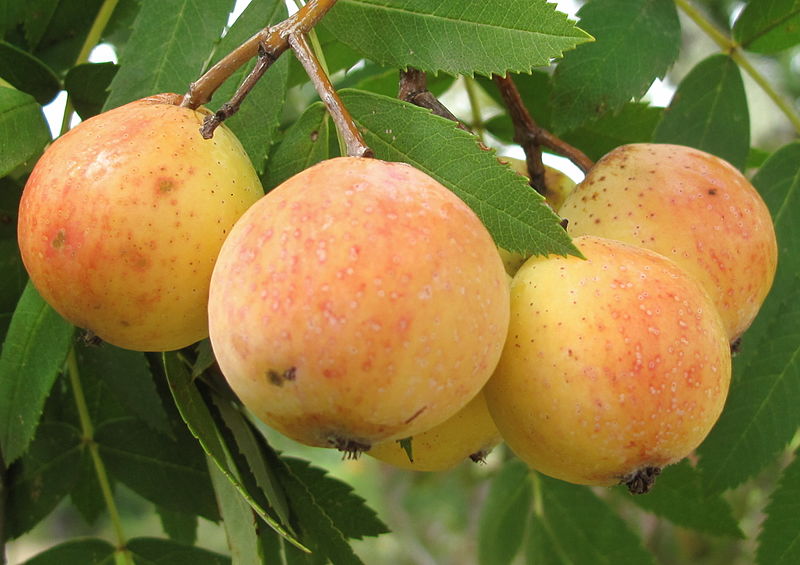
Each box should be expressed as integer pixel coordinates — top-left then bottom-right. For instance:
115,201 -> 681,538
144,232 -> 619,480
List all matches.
208,157 -> 510,453
368,391 -> 501,471
485,235 -> 731,492
17,93 -> 263,351
501,156 -> 576,210
559,143 -> 777,340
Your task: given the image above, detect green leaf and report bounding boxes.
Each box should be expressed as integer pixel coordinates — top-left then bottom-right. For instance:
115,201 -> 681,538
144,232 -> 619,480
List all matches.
323,0 -> 591,77
0,282 -> 74,464
70,450 -> 108,525
5,421 -> 83,539
528,474 -> 655,565
127,537 -> 231,565
478,459 -> 533,565
0,176 -> 27,341
264,102 -> 331,190
0,40 -> 60,104
733,0 -> 800,54
20,538 -> 116,565
698,142 -> 800,493
653,54 -> 750,170
94,417 -> 219,520
162,352 -> 305,550
208,0 -> 288,173
0,1 -> 25,37
284,457 -> 389,541
76,344 -> 172,436
550,0 -> 681,132
209,460 -> 265,564
627,460 -> 743,538
157,506 -> 198,545
64,62 -> 119,119
757,448 -> 800,564
192,339 -> 216,378
104,0 -> 235,110
340,89 -> 577,257
0,86 -> 51,177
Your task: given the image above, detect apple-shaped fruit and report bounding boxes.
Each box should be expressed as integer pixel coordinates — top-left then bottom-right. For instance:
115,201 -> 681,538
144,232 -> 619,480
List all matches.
559,143 -> 777,340
367,390 -> 501,471
484,235 -> 731,493
208,156 -> 510,453
17,93 -> 263,351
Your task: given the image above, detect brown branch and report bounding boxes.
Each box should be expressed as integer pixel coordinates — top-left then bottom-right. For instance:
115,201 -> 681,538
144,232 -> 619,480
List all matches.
288,33 -> 372,158
398,68 -> 471,132
492,74 -> 594,182
181,0 -> 339,110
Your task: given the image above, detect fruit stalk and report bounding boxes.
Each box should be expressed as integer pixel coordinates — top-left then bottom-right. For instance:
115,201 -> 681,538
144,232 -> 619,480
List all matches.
181,0 -> 339,110
288,32 -> 373,157
398,68 -> 470,131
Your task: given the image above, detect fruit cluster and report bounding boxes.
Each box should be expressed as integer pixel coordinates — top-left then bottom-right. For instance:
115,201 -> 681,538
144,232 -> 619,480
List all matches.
17,96 -> 777,493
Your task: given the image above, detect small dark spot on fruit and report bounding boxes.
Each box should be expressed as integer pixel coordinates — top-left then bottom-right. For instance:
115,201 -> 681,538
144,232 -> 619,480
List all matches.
708,188 -> 717,196
52,230 -> 66,248
267,366 -> 297,386
404,406 -> 427,424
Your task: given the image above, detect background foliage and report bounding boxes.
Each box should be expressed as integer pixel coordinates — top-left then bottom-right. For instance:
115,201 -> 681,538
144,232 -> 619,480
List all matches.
1,0 -> 799,563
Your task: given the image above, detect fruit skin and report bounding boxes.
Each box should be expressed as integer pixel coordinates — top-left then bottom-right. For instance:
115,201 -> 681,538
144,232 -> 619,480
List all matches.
18,93 -> 264,351
484,235 -> 731,490
501,156 -> 576,210
208,156 -> 510,451
367,390 -> 501,471
559,143 -> 777,340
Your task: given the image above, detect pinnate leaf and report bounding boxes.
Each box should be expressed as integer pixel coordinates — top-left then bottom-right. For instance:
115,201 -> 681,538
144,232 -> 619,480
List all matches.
550,0 -> 680,132
324,0 -> 591,77
0,282 -> 74,464
20,538 -> 116,565
528,475 -> 654,564
264,102 -> 331,190
478,459 -> 533,565
104,0 -> 234,110
757,448 -> 800,564
653,54 -> 749,170
698,142 -> 800,492
0,86 -> 50,177
733,0 -> 800,54
340,89 -> 577,257
0,40 -> 61,104
127,537 -> 231,564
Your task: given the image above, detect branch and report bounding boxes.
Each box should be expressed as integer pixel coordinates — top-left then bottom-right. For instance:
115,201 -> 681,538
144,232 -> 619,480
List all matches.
398,68 -> 471,132
493,74 -> 594,189
181,0 -> 339,110
288,33 -> 372,158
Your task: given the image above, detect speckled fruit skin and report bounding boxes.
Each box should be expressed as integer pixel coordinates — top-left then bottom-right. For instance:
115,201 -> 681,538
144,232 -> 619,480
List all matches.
484,235 -> 731,489
367,390 -> 501,471
559,143 -> 777,340
17,93 -> 263,351
208,156 -> 510,451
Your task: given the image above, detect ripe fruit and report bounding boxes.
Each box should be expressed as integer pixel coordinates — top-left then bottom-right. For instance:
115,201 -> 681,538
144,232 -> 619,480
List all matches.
559,143 -> 778,340
484,235 -> 731,492
501,156 -> 576,210
208,156 -> 510,453
17,93 -> 263,351
367,390 -> 501,471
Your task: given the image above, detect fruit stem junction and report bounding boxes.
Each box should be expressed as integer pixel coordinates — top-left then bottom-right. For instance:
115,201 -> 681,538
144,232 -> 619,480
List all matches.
622,466 -> 662,495
398,68 -> 471,132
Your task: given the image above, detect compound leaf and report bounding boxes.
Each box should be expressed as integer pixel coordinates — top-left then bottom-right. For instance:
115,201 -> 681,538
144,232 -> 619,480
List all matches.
478,459 -> 533,565
20,538 -> 116,565
757,448 -> 800,564
733,0 -> 800,54
0,86 -> 50,177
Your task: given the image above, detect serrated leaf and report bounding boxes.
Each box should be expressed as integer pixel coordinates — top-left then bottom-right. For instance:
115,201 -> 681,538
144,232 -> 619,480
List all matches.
529,474 -> 654,565
698,142 -> 800,493
209,460 -> 265,564
104,0 -> 234,110
64,62 -> 118,119
192,339 -> 216,378
264,102 -> 331,190
284,457 -> 389,540
340,89 -> 577,257
4,421 -> 83,539
127,537 -> 231,565
478,459 -> 533,565
627,460 -> 743,538
323,0 -> 590,77
208,0 -> 288,173
94,417 -> 219,520
0,40 -> 60,104
157,506 -> 198,545
20,538 -> 116,565
76,344 -> 172,436
757,448 -> 800,564
162,352 -> 305,550
733,0 -> 800,54
0,282 -> 74,464
0,86 -> 51,177
70,450 -> 108,525
653,54 -> 749,170
550,0 -> 680,132
0,176 -> 27,341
